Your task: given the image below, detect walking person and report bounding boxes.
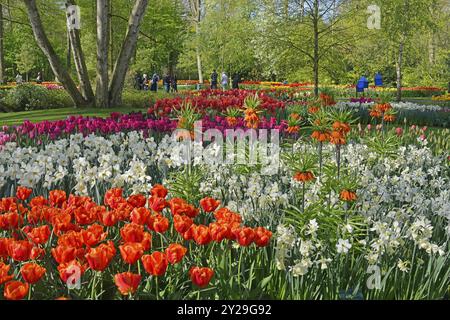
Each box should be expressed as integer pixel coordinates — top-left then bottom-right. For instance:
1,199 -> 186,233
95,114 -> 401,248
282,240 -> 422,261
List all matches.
211,69 -> 218,89
143,74 -> 149,91
151,73 -> 159,92
171,74 -> 178,93
221,72 -> 228,91
163,74 -> 171,93
134,72 -> 143,90
15,73 -> 23,84
232,73 -> 241,89
36,71 -> 43,84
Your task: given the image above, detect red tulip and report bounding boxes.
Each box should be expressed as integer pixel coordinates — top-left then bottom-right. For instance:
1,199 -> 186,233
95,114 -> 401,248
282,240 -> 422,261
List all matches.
165,243 -> 187,264
20,262 -> 46,284
199,197 -> 220,213
142,252 -> 168,276
119,242 -> 144,265
16,187 -> 32,201
3,281 -> 29,300
189,267 -> 214,288
114,272 -> 141,295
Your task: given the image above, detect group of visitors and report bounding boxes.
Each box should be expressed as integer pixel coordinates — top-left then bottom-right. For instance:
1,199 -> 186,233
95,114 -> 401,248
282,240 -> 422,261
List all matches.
210,70 -> 241,90
14,71 -> 43,84
134,72 -> 178,93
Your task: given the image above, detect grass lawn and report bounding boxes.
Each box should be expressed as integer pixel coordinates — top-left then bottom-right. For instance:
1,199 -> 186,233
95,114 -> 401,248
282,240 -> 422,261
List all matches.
0,107 -> 148,126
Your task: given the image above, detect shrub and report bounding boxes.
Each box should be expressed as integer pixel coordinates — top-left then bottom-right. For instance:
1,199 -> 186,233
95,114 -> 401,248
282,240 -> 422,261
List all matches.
1,83 -> 73,111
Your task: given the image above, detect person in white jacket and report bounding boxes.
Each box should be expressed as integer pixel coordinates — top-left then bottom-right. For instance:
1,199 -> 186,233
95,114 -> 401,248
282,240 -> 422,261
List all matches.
221,72 -> 228,91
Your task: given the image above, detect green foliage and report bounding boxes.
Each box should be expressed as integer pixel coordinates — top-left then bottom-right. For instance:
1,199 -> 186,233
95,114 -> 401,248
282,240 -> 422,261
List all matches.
2,84 -> 52,111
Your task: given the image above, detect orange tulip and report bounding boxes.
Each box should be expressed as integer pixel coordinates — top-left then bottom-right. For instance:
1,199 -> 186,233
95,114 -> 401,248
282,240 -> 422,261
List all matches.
234,227 -> 255,246
254,227 -> 272,247
120,223 -> 145,243
0,212 -> 22,230
7,240 -> 33,262
152,214 -> 169,233
199,197 -> 221,213
142,252 -> 168,276
173,214 -> 193,234
119,242 -> 144,265
130,207 -> 151,225
3,281 -> 29,300
214,208 -> 242,224
85,241 -> 116,271
114,272 -> 141,295
103,188 -> 124,209
49,190 -> 67,208
57,260 -> 86,283
98,209 -> 119,227
20,262 -> 46,284
29,196 -> 48,208
150,184 -> 168,198
209,222 -> 231,242
0,262 -> 14,285
165,243 -> 187,264
26,225 -> 51,245
127,194 -> 147,208
81,224 -> 107,247
148,196 -> 167,213
189,267 -> 214,288
193,224 -> 211,245
16,186 -> 32,201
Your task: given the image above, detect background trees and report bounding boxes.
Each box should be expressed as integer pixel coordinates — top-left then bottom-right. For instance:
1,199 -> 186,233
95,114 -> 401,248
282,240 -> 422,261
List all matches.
0,0 -> 448,106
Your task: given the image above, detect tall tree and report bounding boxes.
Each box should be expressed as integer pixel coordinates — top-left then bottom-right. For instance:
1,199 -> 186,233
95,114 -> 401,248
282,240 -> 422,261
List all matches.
22,0 -> 148,108
0,3 -> 4,84
186,0 -> 203,83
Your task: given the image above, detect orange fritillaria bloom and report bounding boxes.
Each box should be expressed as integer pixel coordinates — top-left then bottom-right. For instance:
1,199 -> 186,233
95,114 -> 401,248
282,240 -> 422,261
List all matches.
329,131 -> 346,145
199,197 -> 221,213
311,130 -> 330,142
189,267 -> 214,288
114,272 -> 142,296
3,281 -> 29,300
383,114 -> 395,122
165,243 -> 188,264
226,116 -> 238,127
119,242 -> 144,265
340,190 -> 358,202
20,262 -> 46,284
293,171 -> 315,183
142,251 -> 168,276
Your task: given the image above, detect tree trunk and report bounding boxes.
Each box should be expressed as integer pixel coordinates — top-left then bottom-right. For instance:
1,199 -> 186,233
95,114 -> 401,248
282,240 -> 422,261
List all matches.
23,0 -> 88,107
66,1 -> 95,103
313,0 -> 319,97
195,0 -> 203,84
109,0 -> 149,107
66,29 -> 71,69
0,4 -> 5,84
396,41 -> 404,102
96,0 -> 109,108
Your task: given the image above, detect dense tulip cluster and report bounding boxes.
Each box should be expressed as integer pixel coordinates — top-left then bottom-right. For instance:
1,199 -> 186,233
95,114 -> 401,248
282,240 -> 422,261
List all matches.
149,90 -> 285,118
0,184 -> 272,300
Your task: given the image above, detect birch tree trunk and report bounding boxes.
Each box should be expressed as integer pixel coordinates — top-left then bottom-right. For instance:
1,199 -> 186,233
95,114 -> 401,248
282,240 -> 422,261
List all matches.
313,0 -> 320,97
0,4 -> 5,84
23,0 -> 88,107
396,40 -> 404,102
96,0 -> 109,108
66,0 -> 95,103
109,0 -> 149,107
